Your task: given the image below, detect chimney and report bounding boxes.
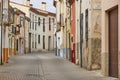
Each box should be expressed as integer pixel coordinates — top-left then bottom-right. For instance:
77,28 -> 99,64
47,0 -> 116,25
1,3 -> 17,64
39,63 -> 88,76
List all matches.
41,2 -> 46,11
23,0 -> 30,6
30,4 -> 33,7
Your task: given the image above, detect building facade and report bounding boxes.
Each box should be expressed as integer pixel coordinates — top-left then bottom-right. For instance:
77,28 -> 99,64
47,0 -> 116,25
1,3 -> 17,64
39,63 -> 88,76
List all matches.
79,0 -> 101,70
25,16 -> 30,53
1,0 -> 14,63
53,0 -> 67,57
13,8 -> 26,55
8,6 -> 15,57
0,0 -> 29,64
102,0 -> 120,78
29,7 -> 55,52
69,0 -> 76,63
10,0 -> 55,53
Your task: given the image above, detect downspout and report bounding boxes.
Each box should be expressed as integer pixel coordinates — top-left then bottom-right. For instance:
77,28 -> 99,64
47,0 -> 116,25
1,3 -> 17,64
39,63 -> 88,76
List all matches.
79,0 -> 82,67
24,18 -> 25,54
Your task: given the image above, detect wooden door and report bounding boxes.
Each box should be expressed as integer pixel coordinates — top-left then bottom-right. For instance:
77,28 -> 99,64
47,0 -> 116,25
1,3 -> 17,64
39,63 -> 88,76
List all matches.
109,7 -> 118,78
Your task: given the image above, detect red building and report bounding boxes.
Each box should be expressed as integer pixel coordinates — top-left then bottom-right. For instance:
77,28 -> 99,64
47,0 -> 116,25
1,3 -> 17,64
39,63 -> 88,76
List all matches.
70,0 -> 76,63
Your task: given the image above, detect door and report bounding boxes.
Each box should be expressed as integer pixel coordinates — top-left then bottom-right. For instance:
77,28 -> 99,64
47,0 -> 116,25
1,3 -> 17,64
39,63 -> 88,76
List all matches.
48,36 -> 51,51
43,36 -> 45,49
16,39 -> 18,53
72,43 -> 75,63
21,39 -> 24,54
80,13 -> 83,67
109,7 -> 118,78
29,33 -> 31,53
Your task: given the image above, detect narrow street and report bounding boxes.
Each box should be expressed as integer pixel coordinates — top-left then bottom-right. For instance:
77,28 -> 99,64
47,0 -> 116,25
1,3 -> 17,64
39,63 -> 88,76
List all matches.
0,52 -> 117,80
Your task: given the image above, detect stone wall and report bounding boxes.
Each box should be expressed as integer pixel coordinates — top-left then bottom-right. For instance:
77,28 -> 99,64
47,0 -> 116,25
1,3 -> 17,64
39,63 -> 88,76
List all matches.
82,38 -> 101,70
91,38 -> 101,70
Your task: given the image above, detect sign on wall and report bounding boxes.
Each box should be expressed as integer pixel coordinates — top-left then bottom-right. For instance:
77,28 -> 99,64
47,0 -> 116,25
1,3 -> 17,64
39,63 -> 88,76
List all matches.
93,3 -> 101,10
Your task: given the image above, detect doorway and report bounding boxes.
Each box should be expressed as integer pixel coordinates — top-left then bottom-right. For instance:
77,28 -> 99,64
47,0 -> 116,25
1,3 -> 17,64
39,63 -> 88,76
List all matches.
29,33 -> 31,53
109,6 -> 118,78
48,36 -> 51,51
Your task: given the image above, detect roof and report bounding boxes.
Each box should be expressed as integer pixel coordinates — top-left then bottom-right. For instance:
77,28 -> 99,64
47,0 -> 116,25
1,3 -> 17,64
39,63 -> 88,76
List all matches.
14,7 -> 26,15
10,1 -> 30,7
30,7 -> 48,16
10,1 -> 56,17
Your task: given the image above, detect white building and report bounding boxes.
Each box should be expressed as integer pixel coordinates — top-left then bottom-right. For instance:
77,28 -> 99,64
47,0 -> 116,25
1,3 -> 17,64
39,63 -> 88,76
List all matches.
10,0 -> 56,53
53,0 -> 67,57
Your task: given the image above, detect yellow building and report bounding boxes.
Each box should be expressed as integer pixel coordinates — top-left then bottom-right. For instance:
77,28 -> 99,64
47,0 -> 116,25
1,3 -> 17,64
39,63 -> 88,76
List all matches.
13,8 -> 26,55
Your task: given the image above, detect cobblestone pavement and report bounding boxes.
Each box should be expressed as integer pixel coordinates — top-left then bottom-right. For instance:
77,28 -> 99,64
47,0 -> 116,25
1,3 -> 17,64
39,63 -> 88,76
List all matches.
0,52 -> 118,80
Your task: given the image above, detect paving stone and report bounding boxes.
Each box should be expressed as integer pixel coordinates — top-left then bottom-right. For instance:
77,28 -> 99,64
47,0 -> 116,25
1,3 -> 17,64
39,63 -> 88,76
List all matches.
0,53 -> 118,80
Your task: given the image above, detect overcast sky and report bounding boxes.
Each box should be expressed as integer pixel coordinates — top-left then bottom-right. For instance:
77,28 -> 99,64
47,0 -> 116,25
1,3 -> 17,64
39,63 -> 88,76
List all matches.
10,0 -> 56,13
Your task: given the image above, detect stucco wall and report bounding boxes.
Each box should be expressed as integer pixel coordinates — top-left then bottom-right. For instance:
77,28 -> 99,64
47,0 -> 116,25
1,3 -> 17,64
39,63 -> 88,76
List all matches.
102,0 -> 120,78
81,0 -> 101,70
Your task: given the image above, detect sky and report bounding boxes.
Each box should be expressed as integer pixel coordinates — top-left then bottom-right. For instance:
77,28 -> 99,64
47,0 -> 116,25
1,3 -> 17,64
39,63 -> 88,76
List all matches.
10,0 -> 56,13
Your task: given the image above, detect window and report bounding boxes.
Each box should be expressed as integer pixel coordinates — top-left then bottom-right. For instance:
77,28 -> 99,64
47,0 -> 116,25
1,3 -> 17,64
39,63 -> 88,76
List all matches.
43,35 -> 45,49
35,16 -> 37,30
32,15 -> 34,30
71,6 -> 73,20
49,17 -> 51,31
60,14 -> 61,24
80,13 -> 83,41
32,34 -> 34,48
35,34 -> 37,48
16,39 -> 18,51
12,25 -> 15,34
85,9 -> 88,47
53,18 -> 55,31
38,17 -> 40,26
53,18 -> 54,25
71,37 -> 73,42
30,13 -> 31,29
20,16 -> 24,27
43,18 -> 45,32
38,35 -> 40,44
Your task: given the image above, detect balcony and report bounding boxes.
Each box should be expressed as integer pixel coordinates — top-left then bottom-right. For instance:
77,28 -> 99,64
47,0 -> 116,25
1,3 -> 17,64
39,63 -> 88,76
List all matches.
67,0 -> 74,4
16,24 -> 22,27
3,6 -> 14,26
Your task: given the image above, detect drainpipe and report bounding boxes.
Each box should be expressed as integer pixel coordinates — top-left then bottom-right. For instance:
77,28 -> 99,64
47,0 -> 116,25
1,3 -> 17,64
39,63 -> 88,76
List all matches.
79,0 -> 82,67
56,33 -> 57,56
0,0 -> 3,64
24,18 -> 25,54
